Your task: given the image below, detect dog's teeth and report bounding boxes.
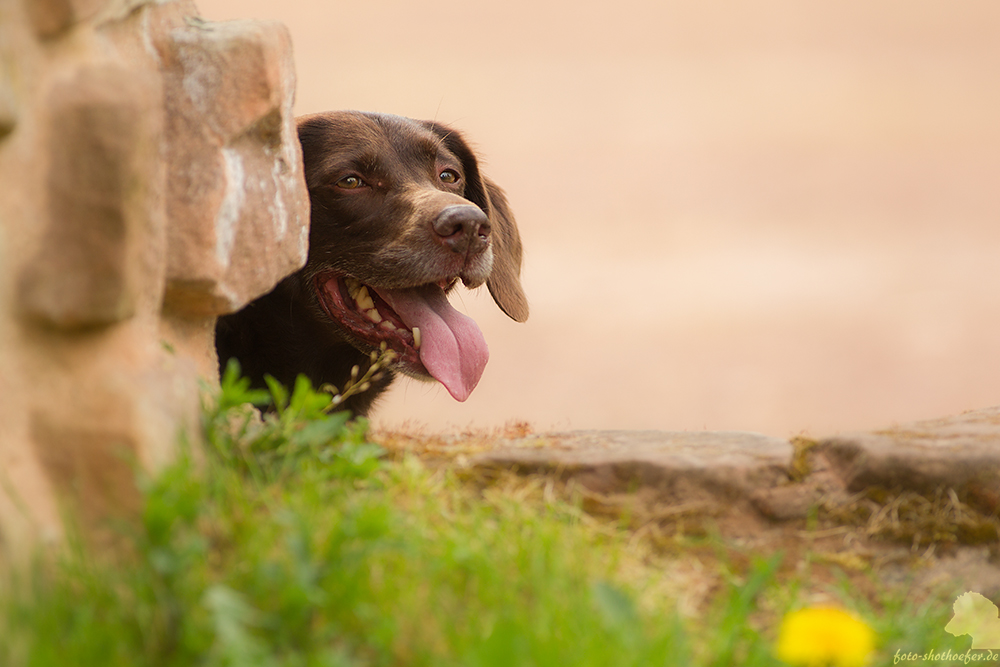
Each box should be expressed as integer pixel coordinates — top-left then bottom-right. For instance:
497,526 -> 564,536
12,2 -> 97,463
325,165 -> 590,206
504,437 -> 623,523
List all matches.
379,320 -> 397,331
345,277 -> 360,299
355,286 -> 374,310
366,308 -> 383,323
412,326 -> 421,350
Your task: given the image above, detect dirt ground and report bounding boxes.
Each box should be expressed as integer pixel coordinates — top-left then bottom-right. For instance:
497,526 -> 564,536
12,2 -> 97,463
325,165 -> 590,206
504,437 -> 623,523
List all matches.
198,0 -> 1000,439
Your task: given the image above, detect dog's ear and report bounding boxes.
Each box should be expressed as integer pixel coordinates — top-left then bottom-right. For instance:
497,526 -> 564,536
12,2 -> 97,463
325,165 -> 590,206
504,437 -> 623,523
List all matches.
479,177 -> 529,322
423,121 -> 529,322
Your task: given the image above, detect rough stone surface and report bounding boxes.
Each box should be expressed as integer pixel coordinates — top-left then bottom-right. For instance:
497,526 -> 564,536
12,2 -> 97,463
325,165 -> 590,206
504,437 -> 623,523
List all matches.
156,15 -> 308,316
0,0 -> 308,558
442,410 -> 1000,528
0,87 -> 15,138
18,62 -> 163,329
25,0 -> 107,38
0,7 -> 19,138
472,430 -> 792,511
401,411 -> 1000,598
816,406 -> 1000,513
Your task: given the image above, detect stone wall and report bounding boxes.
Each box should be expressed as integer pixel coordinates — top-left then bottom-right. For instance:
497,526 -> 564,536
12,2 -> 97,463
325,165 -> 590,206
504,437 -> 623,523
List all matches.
0,0 -> 309,557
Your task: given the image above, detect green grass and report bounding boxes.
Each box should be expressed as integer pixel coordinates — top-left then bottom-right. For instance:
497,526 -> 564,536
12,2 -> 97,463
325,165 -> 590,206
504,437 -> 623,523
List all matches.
0,362 -> 972,666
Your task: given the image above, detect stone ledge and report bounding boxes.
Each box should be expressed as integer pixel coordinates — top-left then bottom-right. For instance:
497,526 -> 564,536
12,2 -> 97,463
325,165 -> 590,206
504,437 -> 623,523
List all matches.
470,430 -> 792,508
374,408 -> 1000,596
377,407 -> 1000,549
434,407 -> 1000,523
816,406 -> 1000,513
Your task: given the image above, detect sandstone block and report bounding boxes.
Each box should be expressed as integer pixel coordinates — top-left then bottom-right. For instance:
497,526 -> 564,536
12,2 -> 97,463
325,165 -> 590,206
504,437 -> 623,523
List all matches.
1,10 -> 19,139
471,430 -> 792,508
31,415 -> 143,533
157,18 -> 308,317
17,62 -> 163,330
0,0 -> 308,557
25,0 -> 107,38
816,406 -> 1000,513
0,86 -> 15,139
27,349 -> 201,537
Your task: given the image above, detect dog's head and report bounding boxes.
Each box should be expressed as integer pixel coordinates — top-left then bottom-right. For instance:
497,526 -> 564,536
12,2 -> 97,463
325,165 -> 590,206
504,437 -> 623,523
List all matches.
295,111 -> 528,401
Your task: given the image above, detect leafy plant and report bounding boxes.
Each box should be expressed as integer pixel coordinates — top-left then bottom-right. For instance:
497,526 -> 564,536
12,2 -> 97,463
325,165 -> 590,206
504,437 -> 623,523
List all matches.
0,367 -> 973,666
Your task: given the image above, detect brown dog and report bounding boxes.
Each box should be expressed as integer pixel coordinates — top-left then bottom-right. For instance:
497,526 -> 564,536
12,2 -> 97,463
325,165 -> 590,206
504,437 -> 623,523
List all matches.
215,111 -> 528,416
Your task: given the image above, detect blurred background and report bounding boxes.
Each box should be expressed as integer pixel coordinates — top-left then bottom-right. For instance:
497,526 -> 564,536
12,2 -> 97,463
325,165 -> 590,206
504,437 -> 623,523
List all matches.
198,0 -> 1000,438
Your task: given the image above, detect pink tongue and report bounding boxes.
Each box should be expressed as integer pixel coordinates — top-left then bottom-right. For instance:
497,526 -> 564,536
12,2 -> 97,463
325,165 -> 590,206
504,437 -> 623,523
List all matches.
375,284 -> 488,401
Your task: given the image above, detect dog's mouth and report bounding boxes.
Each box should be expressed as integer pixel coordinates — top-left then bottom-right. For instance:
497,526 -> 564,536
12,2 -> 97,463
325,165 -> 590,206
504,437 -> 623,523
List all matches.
314,271 -> 489,402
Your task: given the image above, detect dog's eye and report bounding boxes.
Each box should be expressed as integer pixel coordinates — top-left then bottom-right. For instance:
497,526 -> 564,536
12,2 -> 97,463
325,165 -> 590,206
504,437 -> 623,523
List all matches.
439,169 -> 460,184
336,175 -> 365,189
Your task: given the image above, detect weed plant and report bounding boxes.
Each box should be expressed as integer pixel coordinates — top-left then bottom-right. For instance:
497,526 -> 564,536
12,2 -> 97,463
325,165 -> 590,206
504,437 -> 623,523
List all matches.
0,362 -> 970,666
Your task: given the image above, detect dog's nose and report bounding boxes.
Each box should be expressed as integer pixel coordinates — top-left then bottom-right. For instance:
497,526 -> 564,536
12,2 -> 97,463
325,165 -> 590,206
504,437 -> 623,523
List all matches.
433,205 -> 491,256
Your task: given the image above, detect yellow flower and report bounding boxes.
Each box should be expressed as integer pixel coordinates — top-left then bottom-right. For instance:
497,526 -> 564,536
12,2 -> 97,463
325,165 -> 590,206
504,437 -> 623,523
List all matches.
775,607 -> 876,667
